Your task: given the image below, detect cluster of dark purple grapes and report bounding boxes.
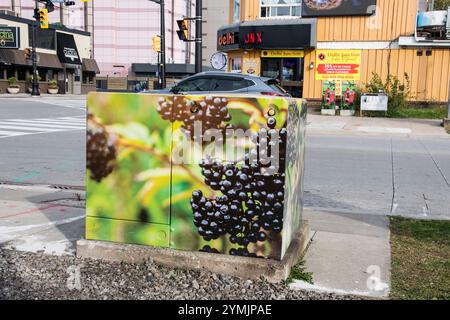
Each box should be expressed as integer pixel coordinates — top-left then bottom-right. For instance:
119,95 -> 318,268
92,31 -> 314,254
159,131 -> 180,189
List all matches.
191,116 -> 287,257
87,118 -> 117,183
157,96 -> 232,140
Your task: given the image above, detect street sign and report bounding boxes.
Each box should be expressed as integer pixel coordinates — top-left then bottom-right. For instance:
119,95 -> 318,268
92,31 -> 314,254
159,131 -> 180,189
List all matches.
0,27 -> 19,49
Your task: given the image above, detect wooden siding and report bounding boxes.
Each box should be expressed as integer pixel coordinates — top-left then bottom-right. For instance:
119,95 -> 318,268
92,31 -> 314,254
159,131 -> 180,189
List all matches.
317,0 -> 417,41
232,0 -> 417,40
304,48 -> 450,102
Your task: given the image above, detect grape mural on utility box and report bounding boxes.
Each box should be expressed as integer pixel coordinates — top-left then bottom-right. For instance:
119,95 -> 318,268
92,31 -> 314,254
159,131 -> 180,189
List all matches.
86,92 -> 307,261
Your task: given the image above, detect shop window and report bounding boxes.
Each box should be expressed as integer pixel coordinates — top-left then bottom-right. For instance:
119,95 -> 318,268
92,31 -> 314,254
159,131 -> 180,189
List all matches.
0,68 -> 4,80
17,69 -> 27,81
47,70 -> 54,81
282,58 -> 301,81
261,59 -> 281,80
230,57 -> 242,73
6,67 -> 15,79
260,0 -> 302,18
38,69 -> 47,82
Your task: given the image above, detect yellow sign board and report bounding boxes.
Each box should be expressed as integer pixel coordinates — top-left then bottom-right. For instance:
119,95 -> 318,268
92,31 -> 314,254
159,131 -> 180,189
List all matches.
315,50 -> 362,81
261,50 -> 305,58
242,57 -> 261,76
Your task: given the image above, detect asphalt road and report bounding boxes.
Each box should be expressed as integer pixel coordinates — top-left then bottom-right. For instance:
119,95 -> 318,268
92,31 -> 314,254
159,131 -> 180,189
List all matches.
305,134 -> 450,219
0,97 -> 449,220
0,98 -> 86,187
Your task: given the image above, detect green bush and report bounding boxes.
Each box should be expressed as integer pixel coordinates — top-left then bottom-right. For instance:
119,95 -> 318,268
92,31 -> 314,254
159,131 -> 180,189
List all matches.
27,74 -> 42,83
8,77 -> 18,87
434,0 -> 450,10
365,72 -> 410,116
48,79 -> 58,89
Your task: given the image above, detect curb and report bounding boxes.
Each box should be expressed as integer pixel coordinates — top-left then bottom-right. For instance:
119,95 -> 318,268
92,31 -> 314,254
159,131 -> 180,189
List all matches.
76,222 -> 311,284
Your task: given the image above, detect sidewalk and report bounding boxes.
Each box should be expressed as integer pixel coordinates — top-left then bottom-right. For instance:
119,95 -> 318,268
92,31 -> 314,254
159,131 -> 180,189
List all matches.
0,93 -> 87,100
291,209 -> 391,298
307,114 -> 447,137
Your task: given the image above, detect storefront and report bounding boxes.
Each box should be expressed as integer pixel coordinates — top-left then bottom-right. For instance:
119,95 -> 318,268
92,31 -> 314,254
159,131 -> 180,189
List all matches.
220,0 -> 450,103
217,19 -> 316,97
0,12 -> 98,95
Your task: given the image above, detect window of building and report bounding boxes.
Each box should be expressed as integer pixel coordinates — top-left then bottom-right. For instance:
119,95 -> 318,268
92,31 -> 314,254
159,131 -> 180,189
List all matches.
233,0 -> 241,23
0,68 -> 5,80
6,67 -> 15,79
38,69 -> 47,82
28,28 -> 56,50
260,0 -> 302,18
17,69 -> 27,81
230,57 -> 242,73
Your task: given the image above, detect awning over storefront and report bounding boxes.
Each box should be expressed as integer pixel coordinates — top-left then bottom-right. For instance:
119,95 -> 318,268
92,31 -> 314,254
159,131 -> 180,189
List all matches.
82,58 -> 100,73
57,32 -> 82,65
217,19 -> 317,52
0,49 -> 63,69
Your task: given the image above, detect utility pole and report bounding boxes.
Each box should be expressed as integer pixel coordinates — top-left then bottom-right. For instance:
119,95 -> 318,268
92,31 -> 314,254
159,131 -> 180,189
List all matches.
160,0 -> 166,88
195,0 -> 202,73
150,0 -> 166,89
31,0 -> 40,96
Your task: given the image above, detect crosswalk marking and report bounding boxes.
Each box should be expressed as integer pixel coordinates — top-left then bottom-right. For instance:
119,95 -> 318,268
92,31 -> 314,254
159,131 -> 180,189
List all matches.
0,122 -> 83,130
6,119 -> 85,125
0,116 -> 86,139
0,130 -> 29,137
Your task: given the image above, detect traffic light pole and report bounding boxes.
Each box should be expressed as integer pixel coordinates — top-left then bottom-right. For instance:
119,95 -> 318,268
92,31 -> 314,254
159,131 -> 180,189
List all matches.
195,0 -> 202,74
31,0 -> 40,96
160,0 -> 166,89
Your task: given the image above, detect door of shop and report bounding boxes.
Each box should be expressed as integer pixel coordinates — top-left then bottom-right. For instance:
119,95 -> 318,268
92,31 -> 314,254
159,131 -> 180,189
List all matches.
261,58 -> 304,98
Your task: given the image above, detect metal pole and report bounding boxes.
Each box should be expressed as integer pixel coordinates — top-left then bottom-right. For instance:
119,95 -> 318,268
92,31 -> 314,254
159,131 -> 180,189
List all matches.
195,0 -> 202,74
84,1 -> 89,32
60,3 -> 64,25
157,52 -> 161,89
31,0 -> 40,96
160,0 -> 166,88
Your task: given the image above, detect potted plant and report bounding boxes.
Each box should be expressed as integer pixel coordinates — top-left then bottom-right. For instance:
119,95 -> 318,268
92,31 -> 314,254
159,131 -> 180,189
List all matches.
7,77 -> 20,94
48,79 -> 59,94
27,74 -> 42,93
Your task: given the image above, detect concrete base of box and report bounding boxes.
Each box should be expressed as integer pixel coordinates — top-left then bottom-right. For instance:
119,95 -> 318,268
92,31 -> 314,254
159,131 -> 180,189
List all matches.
444,118 -> 450,133
76,221 -> 310,284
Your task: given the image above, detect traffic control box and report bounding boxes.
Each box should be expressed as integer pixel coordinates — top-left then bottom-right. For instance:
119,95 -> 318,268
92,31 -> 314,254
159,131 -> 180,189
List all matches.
85,93 -> 307,261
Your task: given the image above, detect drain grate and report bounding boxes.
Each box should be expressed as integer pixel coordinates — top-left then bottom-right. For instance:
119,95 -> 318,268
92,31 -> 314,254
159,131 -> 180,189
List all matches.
49,185 -> 86,191
0,181 -> 85,191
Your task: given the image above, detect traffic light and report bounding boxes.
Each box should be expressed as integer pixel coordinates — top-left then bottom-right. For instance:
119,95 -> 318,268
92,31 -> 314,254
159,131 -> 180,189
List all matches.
39,8 -> 49,29
24,48 -> 31,60
152,36 -> 161,52
176,19 -> 189,42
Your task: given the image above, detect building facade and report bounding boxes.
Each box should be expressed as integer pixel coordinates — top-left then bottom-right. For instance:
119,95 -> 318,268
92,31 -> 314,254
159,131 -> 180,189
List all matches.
0,12 -> 98,94
219,0 -> 450,102
1,0 -> 197,77
202,0 -> 230,69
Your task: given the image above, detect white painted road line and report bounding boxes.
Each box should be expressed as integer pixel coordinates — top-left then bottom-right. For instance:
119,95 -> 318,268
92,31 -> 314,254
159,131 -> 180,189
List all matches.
0,116 -> 86,139
0,130 -> 29,137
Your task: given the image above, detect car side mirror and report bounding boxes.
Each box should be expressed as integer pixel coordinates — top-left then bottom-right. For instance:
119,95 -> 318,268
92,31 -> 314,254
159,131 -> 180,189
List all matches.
170,86 -> 181,94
